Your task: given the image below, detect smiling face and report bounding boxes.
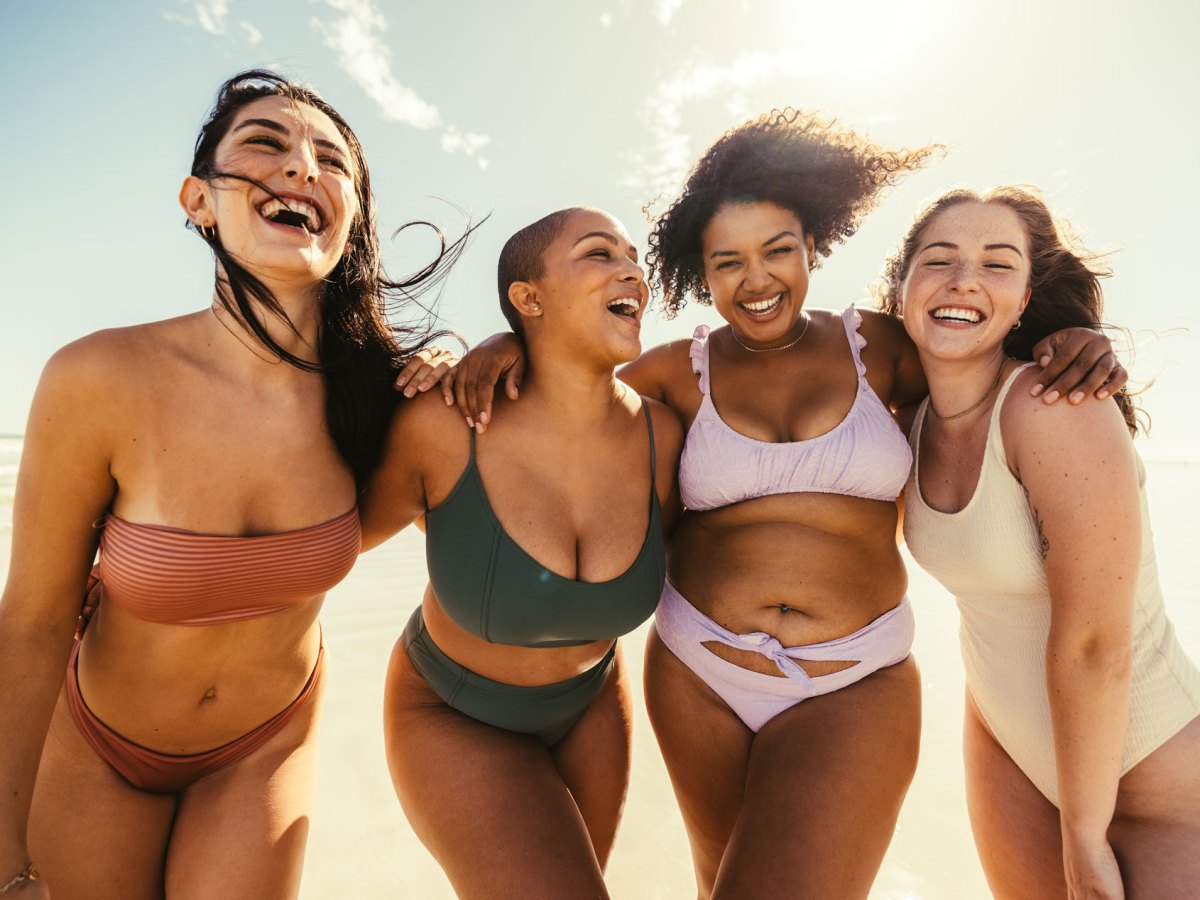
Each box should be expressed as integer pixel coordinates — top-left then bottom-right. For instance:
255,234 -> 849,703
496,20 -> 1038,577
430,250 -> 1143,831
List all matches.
517,209 -> 649,365
700,201 -> 815,345
898,201 -> 1032,361
180,94 -> 359,288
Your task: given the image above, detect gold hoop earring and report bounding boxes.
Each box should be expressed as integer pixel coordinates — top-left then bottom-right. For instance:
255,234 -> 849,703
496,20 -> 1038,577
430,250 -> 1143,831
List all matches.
199,223 -> 217,241
1011,319 -> 1022,331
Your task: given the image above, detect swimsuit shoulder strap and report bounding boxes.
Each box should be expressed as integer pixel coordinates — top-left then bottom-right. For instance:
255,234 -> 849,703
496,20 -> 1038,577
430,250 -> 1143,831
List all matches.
688,325 -> 713,395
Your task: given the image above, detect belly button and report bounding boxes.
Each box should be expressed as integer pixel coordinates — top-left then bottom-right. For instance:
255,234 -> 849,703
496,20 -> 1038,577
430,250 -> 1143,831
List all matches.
779,605 -> 790,614
199,687 -> 217,705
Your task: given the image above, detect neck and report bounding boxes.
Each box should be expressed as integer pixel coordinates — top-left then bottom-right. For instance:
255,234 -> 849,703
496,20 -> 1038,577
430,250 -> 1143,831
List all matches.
519,343 -> 628,428
920,348 -> 1012,428
210,266 -> 323,367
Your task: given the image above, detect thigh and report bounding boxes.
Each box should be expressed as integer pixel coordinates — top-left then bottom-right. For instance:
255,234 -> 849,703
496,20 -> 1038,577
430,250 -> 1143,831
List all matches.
643,626 -> 753,898
164,673 -> 326,900
963,690 -> 1066,900
550,644 -> 633,869
28,687 -> 177,900
711,655 -> 922,900
384,638 -> 609,900
1111,714 -> 1200,898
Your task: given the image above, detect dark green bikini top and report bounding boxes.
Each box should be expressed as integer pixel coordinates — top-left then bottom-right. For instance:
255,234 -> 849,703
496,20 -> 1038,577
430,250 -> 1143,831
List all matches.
424,404 -> 666,648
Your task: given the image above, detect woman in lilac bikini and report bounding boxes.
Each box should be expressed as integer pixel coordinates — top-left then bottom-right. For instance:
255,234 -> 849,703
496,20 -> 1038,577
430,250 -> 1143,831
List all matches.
455,110 -> 1124,898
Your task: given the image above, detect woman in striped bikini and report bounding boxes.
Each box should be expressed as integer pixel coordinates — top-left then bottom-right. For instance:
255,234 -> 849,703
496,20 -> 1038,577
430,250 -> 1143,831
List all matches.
0,71 -> 461,899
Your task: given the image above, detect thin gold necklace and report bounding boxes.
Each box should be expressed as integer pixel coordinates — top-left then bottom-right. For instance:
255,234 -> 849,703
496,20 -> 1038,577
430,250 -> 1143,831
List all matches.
930,359 -> 1009,421
730,312 -> 811,353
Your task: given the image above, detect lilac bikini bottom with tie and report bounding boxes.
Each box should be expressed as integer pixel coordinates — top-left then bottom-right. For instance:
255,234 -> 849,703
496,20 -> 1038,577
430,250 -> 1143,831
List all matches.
655,581 -> 915,732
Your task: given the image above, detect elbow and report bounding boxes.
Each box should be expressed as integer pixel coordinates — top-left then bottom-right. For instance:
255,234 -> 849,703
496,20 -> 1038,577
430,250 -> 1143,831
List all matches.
1048,631 -> 1133,684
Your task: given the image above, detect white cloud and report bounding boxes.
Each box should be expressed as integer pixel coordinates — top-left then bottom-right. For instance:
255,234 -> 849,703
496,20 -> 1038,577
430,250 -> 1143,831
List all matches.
164,1 -> 261,44
239,20 -> 262,44
313,0 -> 490,166
313,0 -> 440,130
441,127 -> 491,169
193,0 -> 229,34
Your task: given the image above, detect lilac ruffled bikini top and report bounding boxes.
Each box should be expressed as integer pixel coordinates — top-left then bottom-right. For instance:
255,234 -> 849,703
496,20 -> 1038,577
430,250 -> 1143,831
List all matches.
679,306 -> 912,511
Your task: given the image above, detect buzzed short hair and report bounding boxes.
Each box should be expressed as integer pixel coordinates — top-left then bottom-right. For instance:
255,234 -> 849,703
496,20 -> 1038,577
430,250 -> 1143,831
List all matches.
496,207 -> 590,335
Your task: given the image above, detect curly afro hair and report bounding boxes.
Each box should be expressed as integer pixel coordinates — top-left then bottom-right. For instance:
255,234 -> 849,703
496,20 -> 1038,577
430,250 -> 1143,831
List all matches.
647,108 -> 941,317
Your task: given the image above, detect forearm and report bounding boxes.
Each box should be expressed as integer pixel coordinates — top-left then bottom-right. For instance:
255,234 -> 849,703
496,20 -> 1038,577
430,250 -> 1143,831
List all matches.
0,611 -> 77,868
1046,634 -> 1132,840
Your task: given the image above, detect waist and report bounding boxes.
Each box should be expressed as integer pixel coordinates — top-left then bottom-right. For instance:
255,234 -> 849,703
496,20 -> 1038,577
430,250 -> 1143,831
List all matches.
422,588 -> 616,687
668,507 -> 906,640
74,602 -> 322,753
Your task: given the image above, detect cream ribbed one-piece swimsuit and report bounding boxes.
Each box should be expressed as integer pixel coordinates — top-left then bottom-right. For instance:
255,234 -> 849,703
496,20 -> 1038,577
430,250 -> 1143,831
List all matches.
904,364 -> 1200,806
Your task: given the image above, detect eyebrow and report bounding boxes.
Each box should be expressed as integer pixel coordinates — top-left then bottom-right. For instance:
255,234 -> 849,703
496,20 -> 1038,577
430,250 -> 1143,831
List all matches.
573,230 -> 640,259
709,230 -> 798,259
919,240 -> 1024,256
233,117 -> 347,155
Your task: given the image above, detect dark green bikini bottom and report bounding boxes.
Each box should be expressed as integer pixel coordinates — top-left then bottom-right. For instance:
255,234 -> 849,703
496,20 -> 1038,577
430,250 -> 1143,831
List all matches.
402,607 -> 615,747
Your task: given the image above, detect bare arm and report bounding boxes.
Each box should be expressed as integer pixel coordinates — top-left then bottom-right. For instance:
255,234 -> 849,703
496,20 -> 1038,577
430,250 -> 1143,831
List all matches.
359,394 -> 441,552
0,341 -> 118,883
866,309 -> 1128,410
1008,379 -> 1137,899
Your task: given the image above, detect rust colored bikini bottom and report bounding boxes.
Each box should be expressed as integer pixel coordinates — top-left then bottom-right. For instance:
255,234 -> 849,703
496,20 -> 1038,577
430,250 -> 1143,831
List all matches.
65,637 -> 323,794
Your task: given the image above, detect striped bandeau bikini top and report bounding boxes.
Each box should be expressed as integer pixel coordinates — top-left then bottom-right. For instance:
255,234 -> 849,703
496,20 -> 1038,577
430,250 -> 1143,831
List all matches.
94,508 -> 361,625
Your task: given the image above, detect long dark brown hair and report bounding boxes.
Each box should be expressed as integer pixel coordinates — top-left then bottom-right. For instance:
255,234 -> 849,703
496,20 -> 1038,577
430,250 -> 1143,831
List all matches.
190,69 -> 474,482
876,186 -> 1142,434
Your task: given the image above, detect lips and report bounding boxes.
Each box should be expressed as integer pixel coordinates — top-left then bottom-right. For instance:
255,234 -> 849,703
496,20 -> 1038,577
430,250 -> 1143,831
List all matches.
257,192 -> 326,234
738,292 -> 784,317
930,305 -> 984,325
606,296 -> 642,321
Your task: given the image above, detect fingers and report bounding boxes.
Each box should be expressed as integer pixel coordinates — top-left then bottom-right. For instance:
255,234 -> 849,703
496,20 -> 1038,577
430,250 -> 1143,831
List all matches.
1036,348 -> 1122,404
504,365 -> 522,401
395,348 -> 460,398
439,370 -> 455,406
1031,329 -> 1123,404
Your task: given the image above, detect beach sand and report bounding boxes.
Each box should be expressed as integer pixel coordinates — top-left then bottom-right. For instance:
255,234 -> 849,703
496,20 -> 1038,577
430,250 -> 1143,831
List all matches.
1,457 -> 1196,899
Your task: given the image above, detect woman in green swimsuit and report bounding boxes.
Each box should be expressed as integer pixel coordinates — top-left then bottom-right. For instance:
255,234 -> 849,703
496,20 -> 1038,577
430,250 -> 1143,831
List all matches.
361,207 -> 683,899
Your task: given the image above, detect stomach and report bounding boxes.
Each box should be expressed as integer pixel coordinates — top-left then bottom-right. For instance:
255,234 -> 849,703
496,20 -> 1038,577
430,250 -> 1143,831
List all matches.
667,491 -> 907,647
421,587 -> 615,687
75,597 -> 324,754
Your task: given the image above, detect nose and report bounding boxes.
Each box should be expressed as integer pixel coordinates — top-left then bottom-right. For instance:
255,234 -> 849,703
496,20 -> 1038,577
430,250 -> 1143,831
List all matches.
620,256 -> 647,286
948,260 -> 981,293
283,140 -> 320,184
742,258 -> 773,292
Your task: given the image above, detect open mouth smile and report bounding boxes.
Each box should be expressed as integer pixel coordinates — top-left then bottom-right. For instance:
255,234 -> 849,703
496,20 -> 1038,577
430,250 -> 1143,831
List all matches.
257,194 -> 325,234
738,293 -> 784,317
930,305 -> 984,325
606,296 -> 642,323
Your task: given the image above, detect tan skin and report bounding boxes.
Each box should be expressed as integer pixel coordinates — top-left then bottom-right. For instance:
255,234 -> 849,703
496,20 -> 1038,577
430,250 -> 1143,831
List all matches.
360,210 -> 683,900
902,201 -> 1200,900
453,200 -> 1127,899
0,94 -> 452,900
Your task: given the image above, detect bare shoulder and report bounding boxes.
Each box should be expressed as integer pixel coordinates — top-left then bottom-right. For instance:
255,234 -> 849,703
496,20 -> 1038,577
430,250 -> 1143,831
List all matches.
854,307 -> 912,354
1000,365 -> 1133,468
619,336 -> 695,399
387,387 -> 467,453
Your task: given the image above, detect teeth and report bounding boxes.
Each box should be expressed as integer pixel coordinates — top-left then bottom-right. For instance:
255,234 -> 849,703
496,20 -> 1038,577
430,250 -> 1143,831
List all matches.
260,197 -> 322,232
932,307 -> 982,324
606,298 -> 640,318
742,294 -> 782,312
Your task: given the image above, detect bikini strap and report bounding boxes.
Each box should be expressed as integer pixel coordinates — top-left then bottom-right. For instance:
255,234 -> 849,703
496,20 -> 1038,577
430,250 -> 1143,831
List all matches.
688,325 -> 712,395
840,306 -> 869,383
641,401 -> 658,483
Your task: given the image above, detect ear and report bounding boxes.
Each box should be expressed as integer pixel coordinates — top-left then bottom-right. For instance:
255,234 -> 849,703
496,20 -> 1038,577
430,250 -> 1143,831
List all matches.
1019,285 -> 1032,318
179,175 -> 215,228
508,282 -> 544,320
805,232 -> 816,271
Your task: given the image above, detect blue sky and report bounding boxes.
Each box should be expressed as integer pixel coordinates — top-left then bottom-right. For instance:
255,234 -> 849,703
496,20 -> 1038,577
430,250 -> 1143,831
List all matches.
3,0 -> 1198,459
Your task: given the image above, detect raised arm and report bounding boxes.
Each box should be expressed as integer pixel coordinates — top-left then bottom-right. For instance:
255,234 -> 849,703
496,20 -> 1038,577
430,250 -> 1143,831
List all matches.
866,309 -> 1128,411
1006,372 -> 1138,899
0,339 -> 119,891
